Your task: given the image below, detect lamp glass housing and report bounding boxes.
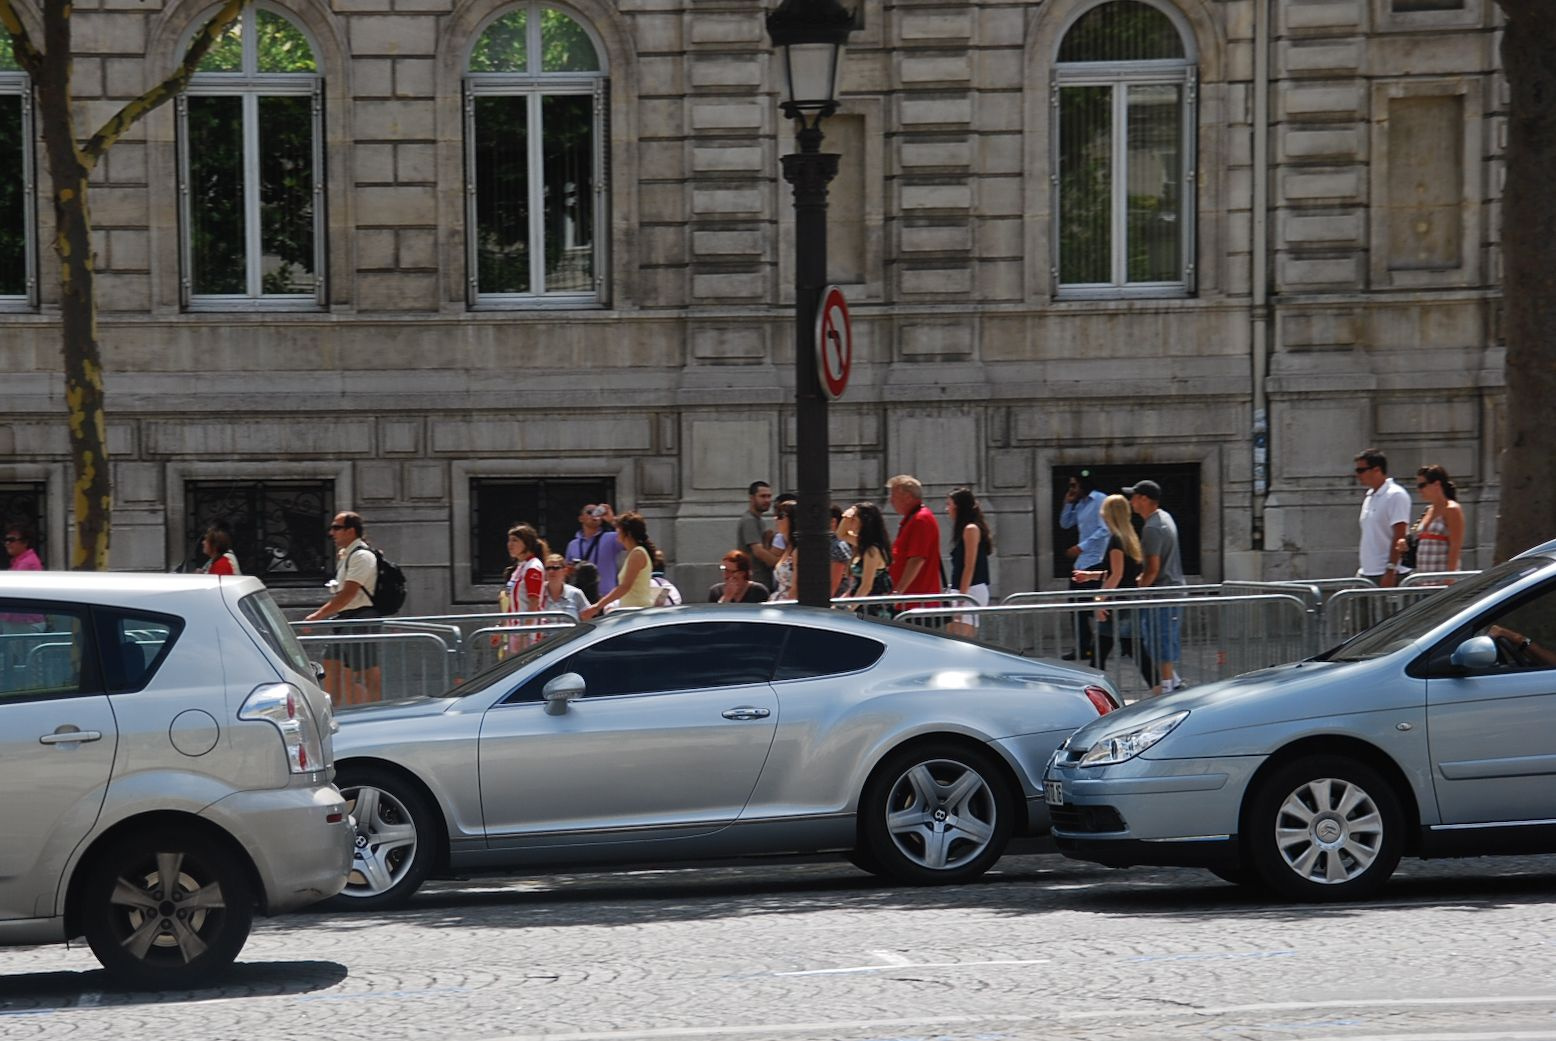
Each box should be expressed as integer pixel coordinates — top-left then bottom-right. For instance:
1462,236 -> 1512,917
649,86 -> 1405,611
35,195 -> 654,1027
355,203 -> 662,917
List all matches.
780,39 -> 842,111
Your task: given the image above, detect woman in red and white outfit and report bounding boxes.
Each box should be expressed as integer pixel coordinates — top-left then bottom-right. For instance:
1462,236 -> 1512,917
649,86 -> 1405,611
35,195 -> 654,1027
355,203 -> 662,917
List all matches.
200,527 -> 242,576
499,524 -> 548,654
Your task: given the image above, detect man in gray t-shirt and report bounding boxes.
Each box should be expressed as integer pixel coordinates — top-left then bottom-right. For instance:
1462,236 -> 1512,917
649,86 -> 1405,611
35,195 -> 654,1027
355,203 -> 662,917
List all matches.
737,481 -> 778,589
1125,479 -> 1185,695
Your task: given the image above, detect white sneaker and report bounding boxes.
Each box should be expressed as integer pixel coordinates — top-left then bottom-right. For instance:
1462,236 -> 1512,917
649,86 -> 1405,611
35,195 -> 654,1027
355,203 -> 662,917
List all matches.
1162,676 -> 1187,693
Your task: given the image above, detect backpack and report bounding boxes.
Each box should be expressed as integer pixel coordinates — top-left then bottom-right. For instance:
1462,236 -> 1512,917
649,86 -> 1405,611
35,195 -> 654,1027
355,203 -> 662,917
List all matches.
650,575 -> 682,607
355,545 -> 407,615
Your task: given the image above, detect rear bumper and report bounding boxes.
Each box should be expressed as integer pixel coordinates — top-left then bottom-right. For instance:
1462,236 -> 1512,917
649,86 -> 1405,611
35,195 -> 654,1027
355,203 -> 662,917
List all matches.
201,781 -> 353,914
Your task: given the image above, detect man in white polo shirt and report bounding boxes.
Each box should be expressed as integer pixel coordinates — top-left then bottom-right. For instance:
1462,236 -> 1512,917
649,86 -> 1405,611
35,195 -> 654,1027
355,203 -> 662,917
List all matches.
1354,448 -> 1411,588
306,510 -> 381,704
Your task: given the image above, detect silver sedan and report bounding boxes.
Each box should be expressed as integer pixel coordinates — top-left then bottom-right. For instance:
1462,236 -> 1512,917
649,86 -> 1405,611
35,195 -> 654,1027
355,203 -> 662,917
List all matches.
328,604 -> 1120,908
1045,546 -> 1556,901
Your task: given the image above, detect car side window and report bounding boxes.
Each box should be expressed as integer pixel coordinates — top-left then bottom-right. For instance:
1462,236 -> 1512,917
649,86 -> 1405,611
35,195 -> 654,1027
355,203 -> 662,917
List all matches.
1472,583 -> 1556,672
774,626 -> 885,681
0,602 -> 98,700
508,622 -> 783,702
93,609 -> 182,694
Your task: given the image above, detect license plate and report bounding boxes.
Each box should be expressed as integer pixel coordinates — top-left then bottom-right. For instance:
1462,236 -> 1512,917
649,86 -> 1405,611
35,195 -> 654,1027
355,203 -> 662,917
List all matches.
1044,780 -> 1064,806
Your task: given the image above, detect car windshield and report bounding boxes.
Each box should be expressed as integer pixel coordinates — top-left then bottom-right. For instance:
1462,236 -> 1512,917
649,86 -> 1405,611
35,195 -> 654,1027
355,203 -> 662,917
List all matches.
1318,558 -> 1552,662
239,590 -> 314,676
443,622 -> 593,697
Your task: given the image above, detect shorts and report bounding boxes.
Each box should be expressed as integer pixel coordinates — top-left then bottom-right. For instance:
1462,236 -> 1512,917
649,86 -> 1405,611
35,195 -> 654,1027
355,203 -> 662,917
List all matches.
325,606 -> 381,671
951,583 -> 990,628
1142,606 -> 1181,663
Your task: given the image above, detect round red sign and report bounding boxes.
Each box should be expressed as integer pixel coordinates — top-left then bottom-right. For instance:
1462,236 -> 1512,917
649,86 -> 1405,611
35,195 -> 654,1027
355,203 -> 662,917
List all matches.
815,285 -> 852,401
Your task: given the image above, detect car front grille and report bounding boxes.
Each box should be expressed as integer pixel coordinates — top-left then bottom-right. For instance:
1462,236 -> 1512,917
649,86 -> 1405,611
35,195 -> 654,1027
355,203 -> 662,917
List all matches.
1049,803 -> 1127,834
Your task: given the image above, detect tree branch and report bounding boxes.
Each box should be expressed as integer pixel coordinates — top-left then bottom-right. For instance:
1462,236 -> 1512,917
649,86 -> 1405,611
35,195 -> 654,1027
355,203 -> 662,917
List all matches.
80,0 -> 242,165
0,0 -> 44,79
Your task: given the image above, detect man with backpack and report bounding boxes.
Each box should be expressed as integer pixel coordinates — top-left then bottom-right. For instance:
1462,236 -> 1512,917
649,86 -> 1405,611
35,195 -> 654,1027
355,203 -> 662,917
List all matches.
306,510 -> 397,706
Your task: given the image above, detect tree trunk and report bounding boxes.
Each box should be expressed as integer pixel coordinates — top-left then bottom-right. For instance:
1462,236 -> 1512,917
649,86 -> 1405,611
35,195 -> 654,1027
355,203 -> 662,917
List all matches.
37,0 -> 110,570
1494,1 -> 1556,561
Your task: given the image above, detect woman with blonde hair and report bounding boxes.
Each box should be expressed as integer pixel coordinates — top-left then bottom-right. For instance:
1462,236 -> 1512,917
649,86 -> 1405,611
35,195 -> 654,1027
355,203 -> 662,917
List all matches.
582,511 -> 659,618
1072,493 -> 1154,687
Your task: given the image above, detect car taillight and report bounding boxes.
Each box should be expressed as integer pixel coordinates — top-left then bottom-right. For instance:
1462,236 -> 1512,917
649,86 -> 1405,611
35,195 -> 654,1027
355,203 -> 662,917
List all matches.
1084,685 -> 1119,716
239,682 -> 326,774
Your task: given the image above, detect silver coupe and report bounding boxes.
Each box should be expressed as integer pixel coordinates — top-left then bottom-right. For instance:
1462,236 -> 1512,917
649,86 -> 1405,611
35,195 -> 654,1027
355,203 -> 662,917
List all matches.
328,604 -> 1120,907
1045,544 -> 1556,901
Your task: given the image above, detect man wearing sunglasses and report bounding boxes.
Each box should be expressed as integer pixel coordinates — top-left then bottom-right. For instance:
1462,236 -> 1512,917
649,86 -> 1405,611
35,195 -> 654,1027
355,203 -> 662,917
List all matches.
305,511 -> 382,704
1354,448 -> 1411,588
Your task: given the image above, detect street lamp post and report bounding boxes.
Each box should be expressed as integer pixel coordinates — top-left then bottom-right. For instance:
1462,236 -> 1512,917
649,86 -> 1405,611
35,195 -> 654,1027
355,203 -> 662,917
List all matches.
767,0 -> 857,608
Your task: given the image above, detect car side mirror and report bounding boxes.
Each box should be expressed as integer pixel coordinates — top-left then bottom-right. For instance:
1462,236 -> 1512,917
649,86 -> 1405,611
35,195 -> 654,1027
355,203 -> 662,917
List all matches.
542,672 -> 586,715
1450,635 -> 1499,671
311,660 -> 326,682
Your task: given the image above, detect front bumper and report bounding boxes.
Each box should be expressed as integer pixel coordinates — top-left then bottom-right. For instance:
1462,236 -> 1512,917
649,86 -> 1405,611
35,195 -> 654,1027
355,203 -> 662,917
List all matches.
201,780 -> 353,914
1042,750 -> 1264,869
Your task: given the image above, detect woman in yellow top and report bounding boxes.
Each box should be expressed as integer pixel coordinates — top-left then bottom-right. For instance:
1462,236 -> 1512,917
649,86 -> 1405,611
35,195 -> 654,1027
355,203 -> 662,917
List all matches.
582,512 -> 659,618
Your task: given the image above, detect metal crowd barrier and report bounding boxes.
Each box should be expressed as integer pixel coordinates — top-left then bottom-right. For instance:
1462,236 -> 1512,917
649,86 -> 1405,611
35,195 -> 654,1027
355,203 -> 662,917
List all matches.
1401,571 -> 1477,587
1316,586 -> 1451,649
898,593 -> 1314,701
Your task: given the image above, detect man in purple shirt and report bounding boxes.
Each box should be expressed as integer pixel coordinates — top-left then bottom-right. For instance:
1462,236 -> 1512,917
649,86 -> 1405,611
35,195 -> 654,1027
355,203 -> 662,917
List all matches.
565,503 -> 624,591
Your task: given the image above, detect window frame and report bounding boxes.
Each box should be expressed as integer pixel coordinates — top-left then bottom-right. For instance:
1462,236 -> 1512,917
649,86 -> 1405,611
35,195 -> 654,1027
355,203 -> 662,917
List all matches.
1050,1 -> 1198,299
0,601 -> 103,703
183,477 -> 336,587
176,2 -> 326,311
463,3 -> 609,308
0,71 -> 37,311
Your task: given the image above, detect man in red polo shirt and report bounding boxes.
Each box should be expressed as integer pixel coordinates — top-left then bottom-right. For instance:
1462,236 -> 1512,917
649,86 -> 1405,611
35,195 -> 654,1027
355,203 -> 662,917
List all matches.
888,474 -> 943,603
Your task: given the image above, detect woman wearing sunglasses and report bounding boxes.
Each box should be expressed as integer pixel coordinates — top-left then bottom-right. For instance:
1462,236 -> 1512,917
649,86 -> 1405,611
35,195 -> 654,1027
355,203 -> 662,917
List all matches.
1404,464 -> 1464,577
539,552 -> 591,620
709,549 -> 770,604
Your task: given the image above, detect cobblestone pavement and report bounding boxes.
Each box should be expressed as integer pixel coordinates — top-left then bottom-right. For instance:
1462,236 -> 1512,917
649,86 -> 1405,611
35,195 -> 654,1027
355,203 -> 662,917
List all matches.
7,852 -> 1556,1041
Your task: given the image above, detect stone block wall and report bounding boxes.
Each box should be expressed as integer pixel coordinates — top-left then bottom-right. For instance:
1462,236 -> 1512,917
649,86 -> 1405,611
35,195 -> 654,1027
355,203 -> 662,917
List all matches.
0,0 -> 1507,612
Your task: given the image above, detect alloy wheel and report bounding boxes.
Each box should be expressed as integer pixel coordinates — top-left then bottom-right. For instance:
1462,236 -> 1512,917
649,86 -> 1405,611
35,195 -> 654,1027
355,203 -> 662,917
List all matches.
343,784 -> 420,897
882,758 -> 998,871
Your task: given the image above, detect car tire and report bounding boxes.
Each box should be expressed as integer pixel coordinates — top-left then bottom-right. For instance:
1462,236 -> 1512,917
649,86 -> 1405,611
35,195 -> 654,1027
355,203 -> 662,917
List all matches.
328,764 -> 436,911
1246,755 -> 1404,902
846,847 -> 886,876
81,828 -> 253,989
1207,866 -> 1257,888
859,741 -> 1015,886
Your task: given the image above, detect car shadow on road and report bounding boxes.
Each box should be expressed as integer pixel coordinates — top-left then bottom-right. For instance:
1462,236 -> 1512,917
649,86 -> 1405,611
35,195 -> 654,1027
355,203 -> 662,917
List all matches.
292,852 -> 1556,933
292,853 -> 1150,932
0,959 -> 349,1012
1057,857 -> 1556,920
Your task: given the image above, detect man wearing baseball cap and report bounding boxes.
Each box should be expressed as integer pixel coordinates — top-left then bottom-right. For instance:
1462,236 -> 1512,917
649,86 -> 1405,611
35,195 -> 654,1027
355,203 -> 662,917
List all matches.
1124,479 -> 1185,696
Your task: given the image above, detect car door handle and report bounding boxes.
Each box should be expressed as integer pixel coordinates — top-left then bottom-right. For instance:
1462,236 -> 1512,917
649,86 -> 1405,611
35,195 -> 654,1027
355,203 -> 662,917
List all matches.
721,706 -> 771,721
39,730 -> 104,745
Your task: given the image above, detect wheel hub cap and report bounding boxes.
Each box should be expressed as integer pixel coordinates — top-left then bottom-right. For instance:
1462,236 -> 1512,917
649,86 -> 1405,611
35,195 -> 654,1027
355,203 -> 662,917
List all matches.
1274,777 -> 1384,885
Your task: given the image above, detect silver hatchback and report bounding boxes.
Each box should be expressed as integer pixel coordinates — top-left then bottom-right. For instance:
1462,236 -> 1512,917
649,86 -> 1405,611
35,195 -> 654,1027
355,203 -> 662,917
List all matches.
1045,549 -> 1556,901
0,573 -> 353,986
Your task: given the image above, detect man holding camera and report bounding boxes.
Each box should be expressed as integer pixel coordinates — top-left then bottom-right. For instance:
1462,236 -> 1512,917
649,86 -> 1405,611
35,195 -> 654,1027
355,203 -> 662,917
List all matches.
565,503 -> 623,599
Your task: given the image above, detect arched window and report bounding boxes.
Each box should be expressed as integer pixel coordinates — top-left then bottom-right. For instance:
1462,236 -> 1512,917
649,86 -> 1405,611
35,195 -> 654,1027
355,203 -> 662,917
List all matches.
0,47 -> 35,309
1053,0 -> 1196,295
465,4 -> 607,305
178,3 -> 323,308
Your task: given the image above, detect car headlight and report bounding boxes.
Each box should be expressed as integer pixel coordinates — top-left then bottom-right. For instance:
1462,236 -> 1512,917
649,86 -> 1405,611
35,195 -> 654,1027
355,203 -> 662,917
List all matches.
1079,710 -> 1189,767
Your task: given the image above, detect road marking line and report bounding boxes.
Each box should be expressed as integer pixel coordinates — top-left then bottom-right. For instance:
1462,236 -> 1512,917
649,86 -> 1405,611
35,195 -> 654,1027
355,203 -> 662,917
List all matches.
483,993 -> 1556,1041
774,958 -> 1049,977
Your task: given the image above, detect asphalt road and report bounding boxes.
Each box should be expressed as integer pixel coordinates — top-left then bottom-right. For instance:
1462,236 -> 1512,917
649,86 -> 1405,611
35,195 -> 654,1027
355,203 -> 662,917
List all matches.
6,851 -> 1556,1041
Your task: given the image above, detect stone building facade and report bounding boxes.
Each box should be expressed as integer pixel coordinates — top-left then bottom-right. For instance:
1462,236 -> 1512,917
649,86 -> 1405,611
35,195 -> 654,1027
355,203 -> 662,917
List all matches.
0,0 -> 1505,612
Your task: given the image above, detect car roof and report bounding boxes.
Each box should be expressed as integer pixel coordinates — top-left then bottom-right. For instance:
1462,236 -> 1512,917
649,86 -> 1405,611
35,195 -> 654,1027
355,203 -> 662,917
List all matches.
0,570 -> 266,606
1513,539 -> 1556,561
587,602 -> 870,632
